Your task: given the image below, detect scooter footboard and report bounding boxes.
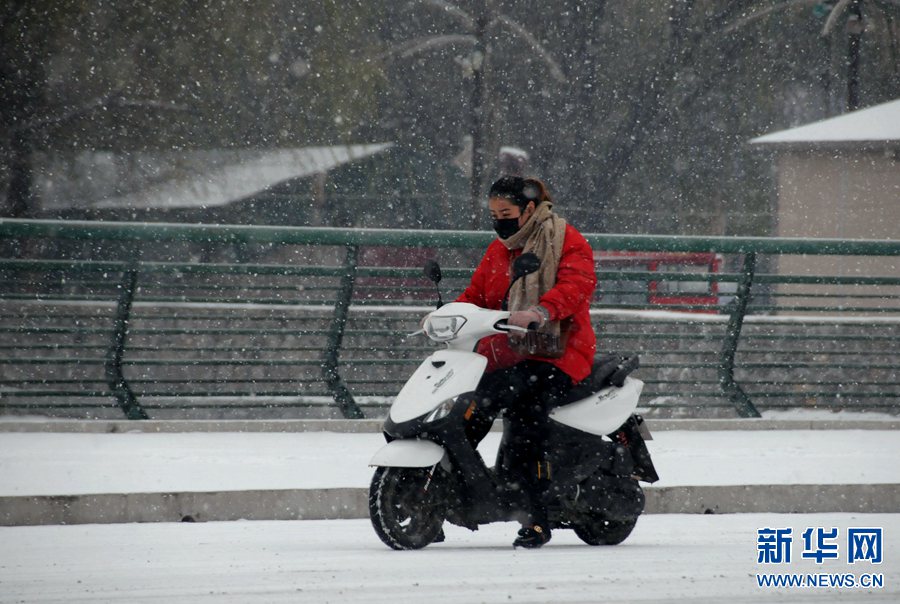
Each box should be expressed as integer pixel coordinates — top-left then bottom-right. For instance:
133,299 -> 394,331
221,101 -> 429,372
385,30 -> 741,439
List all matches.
369,439 -> 447,468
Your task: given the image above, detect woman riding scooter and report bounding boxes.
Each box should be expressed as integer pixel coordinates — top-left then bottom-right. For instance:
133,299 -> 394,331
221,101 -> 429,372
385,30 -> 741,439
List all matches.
456,175 -> 597,548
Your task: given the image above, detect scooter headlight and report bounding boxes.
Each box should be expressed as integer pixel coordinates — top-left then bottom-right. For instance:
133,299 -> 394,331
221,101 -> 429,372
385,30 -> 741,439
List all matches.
423,397 -> 455,423
424,315 -> 467,342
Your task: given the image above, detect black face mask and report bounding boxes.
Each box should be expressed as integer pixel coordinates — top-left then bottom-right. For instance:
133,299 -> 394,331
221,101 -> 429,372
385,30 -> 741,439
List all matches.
492,217 -> 521,239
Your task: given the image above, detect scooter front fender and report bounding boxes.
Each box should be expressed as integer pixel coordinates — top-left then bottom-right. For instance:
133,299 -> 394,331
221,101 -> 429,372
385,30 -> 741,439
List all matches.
369,439 -> 447,468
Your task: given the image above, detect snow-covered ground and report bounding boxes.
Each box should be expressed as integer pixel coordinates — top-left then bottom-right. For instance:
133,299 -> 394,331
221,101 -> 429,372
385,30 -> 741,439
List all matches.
1,427 -> 897,602
1,430 -> 899,496
1,514 -> 897,603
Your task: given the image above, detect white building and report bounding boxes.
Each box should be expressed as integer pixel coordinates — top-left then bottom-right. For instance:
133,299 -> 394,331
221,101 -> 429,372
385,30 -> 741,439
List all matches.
751,99 -> 900,308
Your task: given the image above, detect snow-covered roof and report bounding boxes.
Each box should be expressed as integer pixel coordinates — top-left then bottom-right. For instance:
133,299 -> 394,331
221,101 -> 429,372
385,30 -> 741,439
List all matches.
95,144 -> 393,209
750,98 -> 900,146
37,144 -> 393,211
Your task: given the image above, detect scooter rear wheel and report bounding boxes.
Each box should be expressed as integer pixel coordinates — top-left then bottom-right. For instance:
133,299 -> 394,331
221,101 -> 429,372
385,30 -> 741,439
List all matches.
369,466 -> 447,550
573,516 -> 638,546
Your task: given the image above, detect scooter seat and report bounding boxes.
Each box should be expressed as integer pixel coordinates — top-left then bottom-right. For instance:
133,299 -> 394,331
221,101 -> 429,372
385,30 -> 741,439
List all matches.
564,353 -> 639,403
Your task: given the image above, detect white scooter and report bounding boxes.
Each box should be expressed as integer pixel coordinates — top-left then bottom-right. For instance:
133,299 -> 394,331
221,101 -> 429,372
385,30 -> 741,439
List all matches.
368,254 -> 658,550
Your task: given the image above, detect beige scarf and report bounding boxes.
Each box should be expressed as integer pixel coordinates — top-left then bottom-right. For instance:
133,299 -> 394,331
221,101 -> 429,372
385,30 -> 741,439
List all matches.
500,202 -> 568,357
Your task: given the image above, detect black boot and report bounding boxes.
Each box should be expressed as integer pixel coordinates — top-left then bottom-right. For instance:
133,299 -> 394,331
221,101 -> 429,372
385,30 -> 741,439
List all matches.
513,524 -> 551,549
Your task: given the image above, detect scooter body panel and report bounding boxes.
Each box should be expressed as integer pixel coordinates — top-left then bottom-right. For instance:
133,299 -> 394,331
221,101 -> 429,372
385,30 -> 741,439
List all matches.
369,439 -> 446,468
549,377 -> 644,436
389,349 -> 487,423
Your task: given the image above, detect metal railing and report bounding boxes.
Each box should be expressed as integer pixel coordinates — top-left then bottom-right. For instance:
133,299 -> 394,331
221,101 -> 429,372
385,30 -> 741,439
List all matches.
1,218 -> 898,420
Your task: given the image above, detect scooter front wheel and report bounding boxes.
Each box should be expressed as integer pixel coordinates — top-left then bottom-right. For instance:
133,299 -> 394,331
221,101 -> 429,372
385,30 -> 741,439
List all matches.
369,466 -> 447,550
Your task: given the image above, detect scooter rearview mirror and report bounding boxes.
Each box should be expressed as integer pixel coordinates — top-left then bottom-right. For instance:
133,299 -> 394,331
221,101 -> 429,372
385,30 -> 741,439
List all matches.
423,259 -> 444,308
423,259 -> 442,284
501,253 -> 542,311
512,252 -> 541,280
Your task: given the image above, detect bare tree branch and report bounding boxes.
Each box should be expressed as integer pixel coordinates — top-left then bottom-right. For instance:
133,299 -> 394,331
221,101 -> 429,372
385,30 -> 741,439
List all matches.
493,14 -> 567,83
414,0 -> 475,30
13,93 -> 190,134
699,0 -> 759,34
872,0 -> 900,73
822,0 -> 854,35
720,0 -> 824,34
593,0 -> 764,206
379,34 -> 476,61
114,98 -> 191,111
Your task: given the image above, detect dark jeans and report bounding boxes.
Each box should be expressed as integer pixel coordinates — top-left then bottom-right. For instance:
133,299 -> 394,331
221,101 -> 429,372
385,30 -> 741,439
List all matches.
466,360 -> 573,525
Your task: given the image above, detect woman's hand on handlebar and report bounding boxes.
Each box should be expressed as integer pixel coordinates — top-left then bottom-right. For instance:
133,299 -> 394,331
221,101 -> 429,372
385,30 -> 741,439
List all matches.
507,308 -> 544,336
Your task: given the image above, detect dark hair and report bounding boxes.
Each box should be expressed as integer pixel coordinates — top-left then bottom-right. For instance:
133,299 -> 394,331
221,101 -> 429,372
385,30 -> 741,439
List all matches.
488,175 -> 552,210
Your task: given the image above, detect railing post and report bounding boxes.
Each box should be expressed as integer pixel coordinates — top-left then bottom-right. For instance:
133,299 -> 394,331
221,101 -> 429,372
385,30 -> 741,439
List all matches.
718,252 -> 761,418
106,266 -> 148,419
322,244 -> 364,419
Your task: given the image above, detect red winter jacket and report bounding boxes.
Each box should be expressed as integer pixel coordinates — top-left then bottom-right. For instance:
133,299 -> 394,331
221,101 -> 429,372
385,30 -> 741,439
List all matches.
456,224 -> 597,383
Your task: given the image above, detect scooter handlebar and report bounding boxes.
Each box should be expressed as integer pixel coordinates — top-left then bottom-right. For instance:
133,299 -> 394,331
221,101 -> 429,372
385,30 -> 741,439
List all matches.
494,320 -> 538,334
